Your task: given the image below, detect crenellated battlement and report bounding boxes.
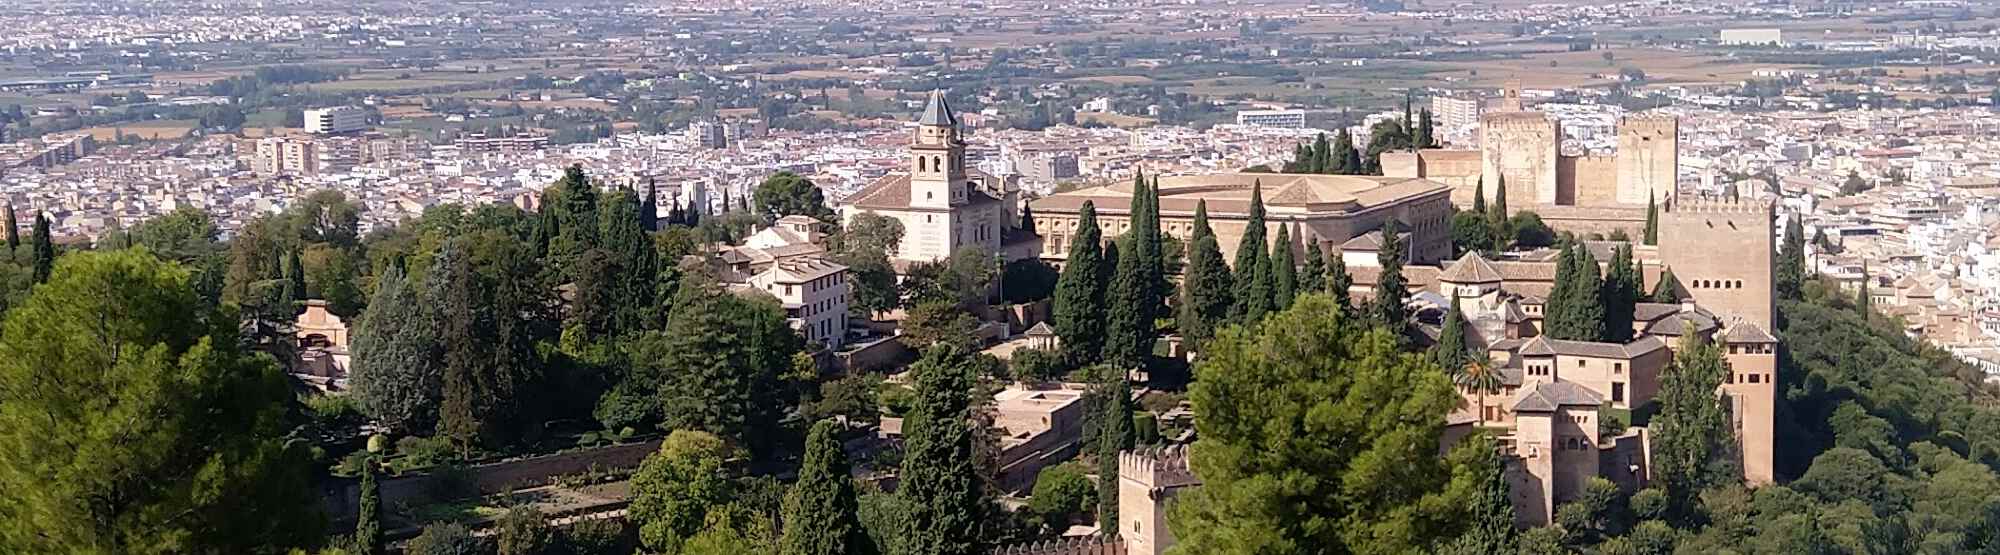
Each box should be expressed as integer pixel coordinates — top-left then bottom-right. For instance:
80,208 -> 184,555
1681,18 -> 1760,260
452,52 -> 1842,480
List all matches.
1118,445 -> 1200,489
1482,112 -> 1557,131
1616,115 -> 1678,135
992,535 -> 1124,555
1669,194 -> 1774,216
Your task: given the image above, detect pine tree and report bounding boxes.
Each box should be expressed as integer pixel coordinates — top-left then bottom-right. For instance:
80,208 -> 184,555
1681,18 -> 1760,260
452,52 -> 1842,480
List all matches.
1328,250 -> 1353,314
1471,180 -> 1487,215
1271,223 -> 1298,310
31,212 -> 52,284
1777,215 -> 1806,301
1232,182 -> 1274,323
2,203 -> 16,252
1602,244 -> 1640,342
1434,295 -> 1468,371
1652,267 -> 1681,303
1643,192 -> 1660,246
1095,370 -> 1133,537
781,420 -> 876,555
898,345 -> 985,555
356,461 -> 382,555
1178,201 -> 1233,352
641,178 -> 660,232
1298,238 -> 1325,297
1370,221 -> 1409,329
1053,202 -> 1108,366
1545,245 -> 1606,342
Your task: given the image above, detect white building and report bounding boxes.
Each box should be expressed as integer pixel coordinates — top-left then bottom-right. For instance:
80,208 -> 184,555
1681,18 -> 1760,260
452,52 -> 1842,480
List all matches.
1235,109 -> 1308,128
304,106 -> 367,135
840,90 -> 1021,267
723,216 -> 853,349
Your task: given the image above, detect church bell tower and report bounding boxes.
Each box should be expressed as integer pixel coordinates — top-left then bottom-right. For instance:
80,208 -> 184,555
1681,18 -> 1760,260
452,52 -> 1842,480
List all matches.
910,89 -> 967,209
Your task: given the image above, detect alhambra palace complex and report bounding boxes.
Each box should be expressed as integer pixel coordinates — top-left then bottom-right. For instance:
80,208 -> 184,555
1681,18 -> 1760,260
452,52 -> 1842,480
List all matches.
843,90 -> 1778,554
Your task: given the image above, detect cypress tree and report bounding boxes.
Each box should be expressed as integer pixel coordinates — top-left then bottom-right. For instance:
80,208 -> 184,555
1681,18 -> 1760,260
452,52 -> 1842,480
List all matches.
286,248 -> 306,301
1311,133 -> 1333,174
31,212 -> 52,284
781,420 -> 876,555
599,189 -> 659,335
1328,249 -> 1353,314
1103,174 -> 1157,370
1416,109 -> 1436,149
1298,237 -> 1325,296
1232,182 -> 1274,323
1545,245 -> 1606,341
1857,263 -> 1872,321
641,178 -> 659,232
1442,436 -> 1517,554
1095,370 -> 1133,537
1652,267 -> 1681,303
1271,223 -> 1298,310
1487,175 -> 1509,242
1370,221 -> 1409,329
1336,130 -> 1362,175
1643,192 -> 1660,246
1434,295 -> 1468,371
430,242 -> 488,454
1777,215 -> 1805,301
3,203 -> 16,252
1020,204 -> 1037,237
1053,202 -> 1108,366
897,345 -> 985,555
1179,200 -> 1234,352
1602,244 -> 1639,342
1471,180 -> 1486,215
356,461 -> 382,555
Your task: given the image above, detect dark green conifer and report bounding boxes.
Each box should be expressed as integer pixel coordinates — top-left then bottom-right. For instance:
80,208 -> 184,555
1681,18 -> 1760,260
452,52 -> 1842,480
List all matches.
1328,249 -> 1353,314
1434,295 -> 1468,371
1052,202 -> 1108,365
897,345 -> 985,555
1369,221 -> 1409,329
781,421 -> 876,555
356,461 -> 382,555
31,212 -> 52,284
1602,244 -> 1640,342
1178,201 -> 1233,352
1232,182 -> 1274,323
1643,192 -> 1660,246
1298,238 -> 1325,296
1271,223 -> 1298,310
1778,215 -> 1806,301
1094,370 -> 1132,537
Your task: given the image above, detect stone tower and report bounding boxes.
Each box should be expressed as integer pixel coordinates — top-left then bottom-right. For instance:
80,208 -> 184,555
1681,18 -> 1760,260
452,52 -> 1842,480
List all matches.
1118,447 -> 1200,555
1614,116 -> 1679,205
1657,196 -> 1775,331
909,89 -> 967,210
1721,325 -> 1779,487
1480,112 -> 1561,206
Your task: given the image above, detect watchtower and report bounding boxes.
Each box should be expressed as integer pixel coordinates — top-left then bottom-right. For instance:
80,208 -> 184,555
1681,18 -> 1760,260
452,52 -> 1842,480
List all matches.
1118,446 -> 1201,555
1657,196 -> 1775,331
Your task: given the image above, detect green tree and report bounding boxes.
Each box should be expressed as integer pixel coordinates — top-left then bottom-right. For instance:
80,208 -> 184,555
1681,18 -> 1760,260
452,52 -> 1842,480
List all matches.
1298,238 -> 1326,296
1602,244 -> 1640,342
2,203 -> 16,252
897,345 -> 985,555
631,430 -> 741,553
1650,332 -> 1740,519
546,164 -> 602,275
1415,109 -> 1436,149
1450,211 -> 1494,255
1434,295 -> 1469,371
900,301 -> 978,352
31,212 -> 51,283
1370,221 -> 1409,329
1232,182 -> 1273,323
1544,245 -> 1606,342
1438,434 -> 1516,555
1052,201 -> 1108,365
1168,294 -> 1479,553
496,506 -> 554,555
1652,268 -> 1681,303
1178,200 -> 1233,352
408,523 -> 481,555
1095,369 -> 1133,536
1487,176 -> 1509,244
755,171 -> 835,221
349,264 -> 441,434
1642,193 -> 1659,246
781,421 -> 877,555
0,250 -> 322,553
1103,174 -> 1161,370
829,213 -> 905,317
623,281 -> 802,455
1856,265 -> 1872,320
1328,249 -> 1353,314
1778,215 -> 1806,301
1471,181 -> 1487,215
599,187 -> 661,335
356,461 -> 382,555
1027,464 -> 1096,525
1271,223 -> 1298,310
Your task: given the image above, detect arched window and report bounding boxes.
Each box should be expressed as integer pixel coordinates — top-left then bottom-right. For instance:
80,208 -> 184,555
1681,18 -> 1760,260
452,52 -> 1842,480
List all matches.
918,156 -> 927,172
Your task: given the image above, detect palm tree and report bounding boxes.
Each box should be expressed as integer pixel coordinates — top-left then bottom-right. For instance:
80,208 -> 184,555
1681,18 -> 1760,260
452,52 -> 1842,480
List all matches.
1458,352 -> 1505,427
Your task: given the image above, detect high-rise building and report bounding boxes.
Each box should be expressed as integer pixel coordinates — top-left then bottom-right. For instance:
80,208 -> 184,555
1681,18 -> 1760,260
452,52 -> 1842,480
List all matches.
304,106 -> 366,135
255,137 -> 319,176
1430,94 -> 1481,143
1234,109 -> 1308,128
687,120 -> 728,149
